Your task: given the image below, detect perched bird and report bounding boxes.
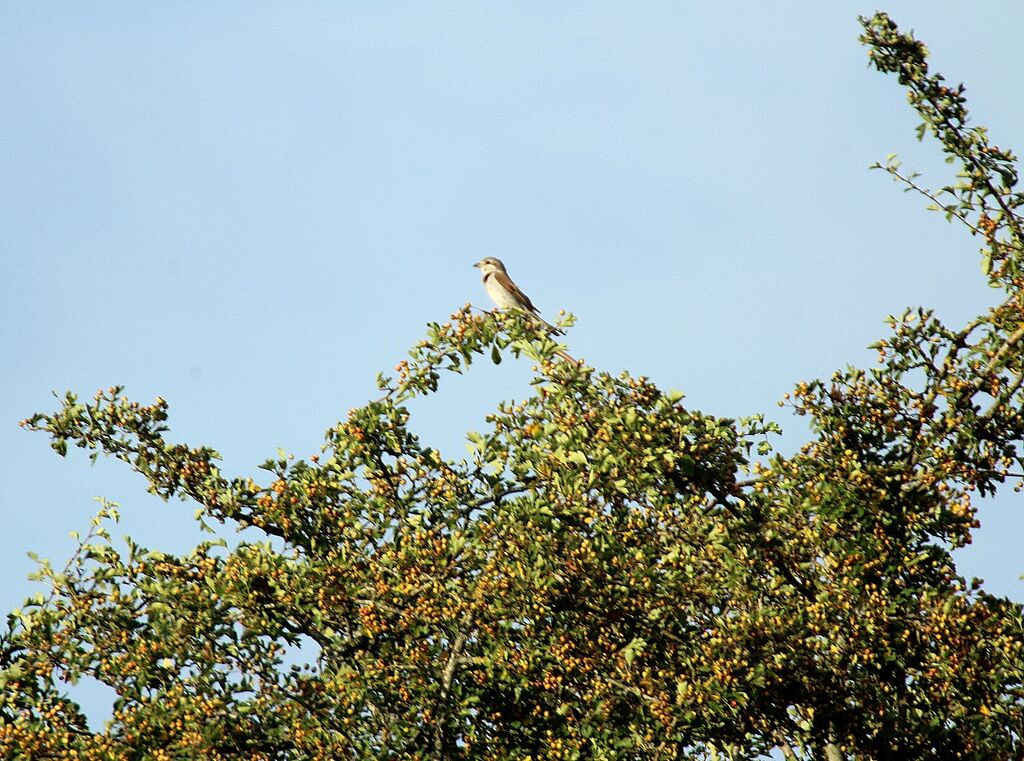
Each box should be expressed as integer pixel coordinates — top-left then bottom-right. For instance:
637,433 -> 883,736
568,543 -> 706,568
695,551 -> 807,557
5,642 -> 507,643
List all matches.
473,257 -> 561,334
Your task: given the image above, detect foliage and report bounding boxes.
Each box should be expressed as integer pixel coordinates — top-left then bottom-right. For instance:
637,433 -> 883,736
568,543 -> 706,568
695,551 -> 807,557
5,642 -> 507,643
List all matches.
3,13 -> 1023,760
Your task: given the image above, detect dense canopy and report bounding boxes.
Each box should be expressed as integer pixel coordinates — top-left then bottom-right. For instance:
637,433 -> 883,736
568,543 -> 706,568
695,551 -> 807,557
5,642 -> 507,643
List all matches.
3,13 -> 1023,760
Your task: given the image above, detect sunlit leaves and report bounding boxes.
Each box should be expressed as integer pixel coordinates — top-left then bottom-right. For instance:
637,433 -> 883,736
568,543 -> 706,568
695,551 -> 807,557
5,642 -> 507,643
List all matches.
4,15 -> 1024,761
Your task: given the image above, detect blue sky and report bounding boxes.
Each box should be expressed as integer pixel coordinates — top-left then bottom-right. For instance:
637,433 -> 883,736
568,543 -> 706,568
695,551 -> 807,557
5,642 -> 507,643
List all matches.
2,1 -> 1023,722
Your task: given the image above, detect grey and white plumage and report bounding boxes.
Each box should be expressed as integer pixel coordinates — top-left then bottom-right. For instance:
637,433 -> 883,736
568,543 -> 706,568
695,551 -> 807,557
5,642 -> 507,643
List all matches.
473,257 -> 561,334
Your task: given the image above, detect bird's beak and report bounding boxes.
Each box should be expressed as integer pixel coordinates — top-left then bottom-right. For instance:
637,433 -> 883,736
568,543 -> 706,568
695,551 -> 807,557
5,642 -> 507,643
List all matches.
472,261 -> 481,268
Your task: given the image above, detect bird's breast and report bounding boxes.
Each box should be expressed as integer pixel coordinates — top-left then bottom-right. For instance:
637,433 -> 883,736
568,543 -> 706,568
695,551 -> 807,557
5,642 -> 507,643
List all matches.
483,275 -> 521,309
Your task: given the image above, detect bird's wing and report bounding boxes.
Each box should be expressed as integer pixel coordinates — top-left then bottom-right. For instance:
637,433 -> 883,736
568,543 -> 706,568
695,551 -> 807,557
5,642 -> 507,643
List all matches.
492,269 -> 539,314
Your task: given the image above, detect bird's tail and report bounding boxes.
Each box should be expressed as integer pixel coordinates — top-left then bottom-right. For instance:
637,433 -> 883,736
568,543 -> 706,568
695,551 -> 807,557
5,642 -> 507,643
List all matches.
533,314 -> 563,336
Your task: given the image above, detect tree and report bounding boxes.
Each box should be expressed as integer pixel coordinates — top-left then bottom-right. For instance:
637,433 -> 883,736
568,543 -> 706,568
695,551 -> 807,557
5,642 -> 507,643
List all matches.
2,13 -> 1022,760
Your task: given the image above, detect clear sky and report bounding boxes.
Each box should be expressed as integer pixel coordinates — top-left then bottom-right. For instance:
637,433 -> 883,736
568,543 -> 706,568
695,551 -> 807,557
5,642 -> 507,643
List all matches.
2,1 -> 1022,725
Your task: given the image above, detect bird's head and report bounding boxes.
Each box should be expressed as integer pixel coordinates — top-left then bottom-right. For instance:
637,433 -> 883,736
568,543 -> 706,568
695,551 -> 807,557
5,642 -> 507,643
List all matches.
473,257 -> 506,275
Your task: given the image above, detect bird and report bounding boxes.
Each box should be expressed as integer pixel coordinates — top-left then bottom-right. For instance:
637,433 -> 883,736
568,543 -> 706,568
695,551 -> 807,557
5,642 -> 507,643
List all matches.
473,257 -> 562,334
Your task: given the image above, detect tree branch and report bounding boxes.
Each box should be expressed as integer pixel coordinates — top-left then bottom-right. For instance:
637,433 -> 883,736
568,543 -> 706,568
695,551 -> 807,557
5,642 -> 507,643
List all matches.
432,614 -> 473,759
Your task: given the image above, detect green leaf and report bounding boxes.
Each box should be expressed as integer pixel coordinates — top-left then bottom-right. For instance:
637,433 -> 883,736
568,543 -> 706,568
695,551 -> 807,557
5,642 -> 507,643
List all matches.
566,451 -> 588,466
622,637 -> 646,666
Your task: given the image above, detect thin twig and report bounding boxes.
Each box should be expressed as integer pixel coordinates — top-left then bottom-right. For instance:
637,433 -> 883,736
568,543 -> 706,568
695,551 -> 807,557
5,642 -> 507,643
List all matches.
882,165 -> 985,236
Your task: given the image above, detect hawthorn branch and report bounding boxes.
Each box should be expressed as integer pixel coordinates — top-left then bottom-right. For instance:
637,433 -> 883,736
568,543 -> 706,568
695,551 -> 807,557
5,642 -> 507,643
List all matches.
968,324 -> 1024,394
880,164 -> 986,236
457,485 -> 529,518
432,613 -> 473,759
924,91 -> 1024,242
981,370 -> 1024,421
